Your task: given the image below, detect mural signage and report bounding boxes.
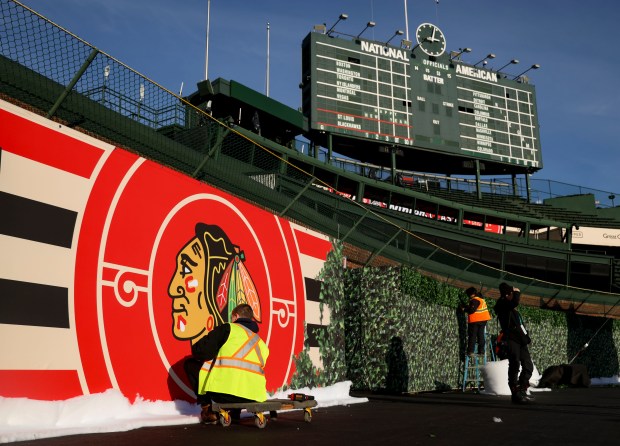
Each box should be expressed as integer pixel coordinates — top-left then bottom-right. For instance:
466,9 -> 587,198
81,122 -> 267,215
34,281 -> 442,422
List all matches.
0,100 -> 332,401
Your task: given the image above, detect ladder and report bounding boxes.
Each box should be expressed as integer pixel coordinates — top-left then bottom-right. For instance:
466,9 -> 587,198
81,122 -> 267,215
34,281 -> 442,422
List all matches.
462,353 -> 486,392
461,328 -> 495,392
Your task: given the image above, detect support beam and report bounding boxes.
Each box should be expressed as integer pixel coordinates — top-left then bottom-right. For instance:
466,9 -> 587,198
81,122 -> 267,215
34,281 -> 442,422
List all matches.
278,178 -> 314,217
341,209 -> 371,243
192,126 -> 229,177
525,172 -> 531,202
475,159 -> 481,200
390,148 -> 397,186
47,48 -> 99,119
327,133 -> 333,163
365,228 -> 402,266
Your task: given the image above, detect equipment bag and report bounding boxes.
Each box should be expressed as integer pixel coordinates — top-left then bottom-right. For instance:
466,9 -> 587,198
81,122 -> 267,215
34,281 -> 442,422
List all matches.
495,331 -> 509,360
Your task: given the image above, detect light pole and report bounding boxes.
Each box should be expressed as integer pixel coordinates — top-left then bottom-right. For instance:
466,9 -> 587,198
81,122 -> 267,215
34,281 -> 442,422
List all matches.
496,59 -> 519,73
326,13 -> 348,36
356,21 -> 375,38
450,47 -> 472,60
473,53 -> 495,67
385,30 -> 404,46
512,64 -> 540,80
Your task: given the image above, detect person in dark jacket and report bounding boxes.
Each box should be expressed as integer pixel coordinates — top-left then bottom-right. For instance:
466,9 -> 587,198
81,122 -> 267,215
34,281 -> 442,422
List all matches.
462,287 -> 492,356
184,303 -> 269,424
494,282 -> 534,404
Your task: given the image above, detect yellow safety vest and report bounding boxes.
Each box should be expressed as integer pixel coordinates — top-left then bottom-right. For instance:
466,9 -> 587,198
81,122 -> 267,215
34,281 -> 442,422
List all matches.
468,296 -> 492,323
197,323 -> 269,402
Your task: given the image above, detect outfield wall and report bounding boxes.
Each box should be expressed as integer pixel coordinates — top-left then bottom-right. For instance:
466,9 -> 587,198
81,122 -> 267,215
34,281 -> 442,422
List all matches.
0,99 -> 333,401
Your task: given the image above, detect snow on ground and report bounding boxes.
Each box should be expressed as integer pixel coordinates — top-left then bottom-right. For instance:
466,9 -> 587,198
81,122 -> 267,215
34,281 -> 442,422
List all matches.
480,359 -> 543,396
0,381 -> 367,443
1,373 -> 618,444
481,359 -> 619,396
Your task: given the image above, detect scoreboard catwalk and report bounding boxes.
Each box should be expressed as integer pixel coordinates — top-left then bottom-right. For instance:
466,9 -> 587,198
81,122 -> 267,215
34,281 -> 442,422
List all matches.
302,25 -> 542,170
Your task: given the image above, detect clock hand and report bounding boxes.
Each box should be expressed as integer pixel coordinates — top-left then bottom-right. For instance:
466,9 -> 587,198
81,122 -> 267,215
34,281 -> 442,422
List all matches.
430,27 -> 437,42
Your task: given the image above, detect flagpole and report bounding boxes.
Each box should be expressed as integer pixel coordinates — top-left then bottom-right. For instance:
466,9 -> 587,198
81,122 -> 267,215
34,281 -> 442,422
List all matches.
205,0 -> 211,80
266,21 -> 270,97
404,0 -> 409,41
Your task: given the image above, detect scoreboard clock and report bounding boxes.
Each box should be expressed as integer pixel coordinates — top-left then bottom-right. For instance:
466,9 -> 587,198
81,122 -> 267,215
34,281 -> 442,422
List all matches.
415,23 -> 446,57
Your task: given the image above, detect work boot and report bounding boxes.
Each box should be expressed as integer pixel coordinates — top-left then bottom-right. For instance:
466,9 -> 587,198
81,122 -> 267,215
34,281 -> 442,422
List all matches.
200,404 -> 218,424
511,391 -> 526,404
510,386 -> 528,404
517,384 -> 535,402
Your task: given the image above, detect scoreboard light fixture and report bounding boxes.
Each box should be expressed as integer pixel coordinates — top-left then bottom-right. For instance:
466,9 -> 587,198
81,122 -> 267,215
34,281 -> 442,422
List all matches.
357,21 -> 376,38
496,59 -> 519,73
512,64 -> 540,80
450,47 -> 472,60
385,29 -> 404,46
313,24 -> 327,34
326,13 -> 348,36
474,53 -> 496,67
401,39 -> 413,49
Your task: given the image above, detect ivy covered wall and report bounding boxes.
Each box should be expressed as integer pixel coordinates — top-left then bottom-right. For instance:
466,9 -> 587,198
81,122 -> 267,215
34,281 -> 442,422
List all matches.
290,242 -> 620,393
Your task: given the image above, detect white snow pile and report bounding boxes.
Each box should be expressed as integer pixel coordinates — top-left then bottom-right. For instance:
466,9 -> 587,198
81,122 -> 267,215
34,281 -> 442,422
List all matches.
480,359 -> 620,395
0,381 -> 367,444
1,370 -> 618,444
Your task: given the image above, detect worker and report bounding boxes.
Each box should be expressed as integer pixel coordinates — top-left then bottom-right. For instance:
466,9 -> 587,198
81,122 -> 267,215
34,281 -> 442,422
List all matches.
184,303 -> 269,423
462,287 -> 492,356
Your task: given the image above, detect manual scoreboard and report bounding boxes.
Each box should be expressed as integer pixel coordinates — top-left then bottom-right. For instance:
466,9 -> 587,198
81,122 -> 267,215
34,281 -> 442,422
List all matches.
301,27 -> 542,170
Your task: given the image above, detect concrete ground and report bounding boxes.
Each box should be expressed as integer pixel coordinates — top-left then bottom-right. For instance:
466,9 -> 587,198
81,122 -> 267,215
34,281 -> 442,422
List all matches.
12,387 -> 620,446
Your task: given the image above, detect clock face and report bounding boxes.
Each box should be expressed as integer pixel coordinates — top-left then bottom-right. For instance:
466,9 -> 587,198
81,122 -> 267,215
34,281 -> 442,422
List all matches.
416,23 -> 446,57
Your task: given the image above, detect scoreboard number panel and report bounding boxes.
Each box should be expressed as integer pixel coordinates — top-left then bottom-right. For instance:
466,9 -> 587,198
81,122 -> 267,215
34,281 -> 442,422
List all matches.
303,26 -> 542,169
308,32 -> 414,145
455,72 -> 541,167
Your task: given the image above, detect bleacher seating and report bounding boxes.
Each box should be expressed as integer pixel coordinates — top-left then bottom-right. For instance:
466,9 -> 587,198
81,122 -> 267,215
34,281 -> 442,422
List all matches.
419,187 -> 620,228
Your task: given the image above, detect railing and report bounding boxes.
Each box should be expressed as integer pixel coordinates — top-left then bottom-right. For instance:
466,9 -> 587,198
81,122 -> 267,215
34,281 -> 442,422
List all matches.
82,85 -> 186,129
291,140 -> 619,208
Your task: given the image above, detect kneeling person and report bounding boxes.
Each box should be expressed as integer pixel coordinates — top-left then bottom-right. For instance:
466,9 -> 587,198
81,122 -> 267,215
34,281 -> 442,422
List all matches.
184,304 -> 269,424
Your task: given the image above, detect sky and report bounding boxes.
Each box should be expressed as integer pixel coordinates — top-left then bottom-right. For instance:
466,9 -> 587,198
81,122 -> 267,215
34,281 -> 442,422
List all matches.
1,371 -> 618,443
13,0 -> 620,195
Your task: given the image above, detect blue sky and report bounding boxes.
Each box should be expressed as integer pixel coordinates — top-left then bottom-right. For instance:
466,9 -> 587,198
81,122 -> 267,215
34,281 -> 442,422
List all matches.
17,0 -> 620,195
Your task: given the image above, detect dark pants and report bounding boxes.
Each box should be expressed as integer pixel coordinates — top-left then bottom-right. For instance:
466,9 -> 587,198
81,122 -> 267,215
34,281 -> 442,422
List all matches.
184,357 -> 255,407
507,338 -> 534,390
467,322 -> 487,354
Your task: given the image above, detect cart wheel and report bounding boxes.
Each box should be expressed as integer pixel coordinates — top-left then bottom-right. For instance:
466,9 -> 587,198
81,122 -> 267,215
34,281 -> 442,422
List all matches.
254,412 -> 267,429
219,411 -> 231,427
303,408 -> 312,423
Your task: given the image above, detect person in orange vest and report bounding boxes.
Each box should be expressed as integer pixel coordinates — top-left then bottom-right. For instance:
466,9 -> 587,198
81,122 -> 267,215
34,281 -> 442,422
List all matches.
184,303 -> 269,424
462,287 -> 492,356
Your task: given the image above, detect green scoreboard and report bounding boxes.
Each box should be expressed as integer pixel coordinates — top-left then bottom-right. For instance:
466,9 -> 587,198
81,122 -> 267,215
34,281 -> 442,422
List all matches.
301,25 -> 542,171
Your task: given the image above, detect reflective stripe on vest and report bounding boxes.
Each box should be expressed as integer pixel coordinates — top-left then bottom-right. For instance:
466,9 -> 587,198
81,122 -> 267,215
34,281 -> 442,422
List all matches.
231,324 -> 266,369
202,325 -> 265,376
468,296 -> 492,323
198,323 -> 269,401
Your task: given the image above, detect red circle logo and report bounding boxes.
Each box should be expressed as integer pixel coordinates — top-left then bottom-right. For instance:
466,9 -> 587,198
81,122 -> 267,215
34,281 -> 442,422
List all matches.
75,151 -> 307,400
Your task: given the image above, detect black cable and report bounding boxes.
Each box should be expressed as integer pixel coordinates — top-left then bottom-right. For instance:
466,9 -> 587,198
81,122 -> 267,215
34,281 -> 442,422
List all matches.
568,318 -> 612,364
